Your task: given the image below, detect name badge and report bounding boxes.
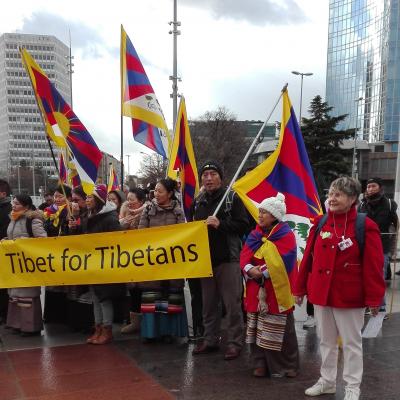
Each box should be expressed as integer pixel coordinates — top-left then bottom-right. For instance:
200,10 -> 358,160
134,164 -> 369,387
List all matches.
338,237 -> 353,251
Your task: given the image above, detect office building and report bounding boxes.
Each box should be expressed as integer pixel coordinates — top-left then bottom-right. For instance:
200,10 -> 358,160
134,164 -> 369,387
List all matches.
0,32 -> 71,192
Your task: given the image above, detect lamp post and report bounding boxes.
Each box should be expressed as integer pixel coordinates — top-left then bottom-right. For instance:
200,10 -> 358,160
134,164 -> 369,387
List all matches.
125,154 -> 131,176
352,97 -> 363,179
291,71 -> 313,125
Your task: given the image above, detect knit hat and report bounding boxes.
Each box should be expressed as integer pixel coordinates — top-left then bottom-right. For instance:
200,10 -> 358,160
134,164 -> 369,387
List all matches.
367,177 -> 382,187
93,184 -> 108,204
258,192 -> 286,221
200,160 -> 223,179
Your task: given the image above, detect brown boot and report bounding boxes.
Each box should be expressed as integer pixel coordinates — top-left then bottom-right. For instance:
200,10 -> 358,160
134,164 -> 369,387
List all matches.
92,325 -> 113,345
86,324 -> 102,344
121,312 -> 141,334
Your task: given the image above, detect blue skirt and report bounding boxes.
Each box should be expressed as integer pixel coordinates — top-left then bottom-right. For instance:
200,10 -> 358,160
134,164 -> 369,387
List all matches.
141,311 -> 188,339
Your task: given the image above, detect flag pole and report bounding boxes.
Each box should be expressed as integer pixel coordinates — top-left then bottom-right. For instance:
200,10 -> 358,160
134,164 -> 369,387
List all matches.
212,83 -> 288,217
120,25 -> 125,189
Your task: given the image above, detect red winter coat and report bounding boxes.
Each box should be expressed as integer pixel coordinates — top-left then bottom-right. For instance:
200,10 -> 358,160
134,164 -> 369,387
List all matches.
293,206 -> 385,308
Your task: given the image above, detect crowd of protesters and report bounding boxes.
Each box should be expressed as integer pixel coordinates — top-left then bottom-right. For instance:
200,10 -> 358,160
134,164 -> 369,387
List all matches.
0,168 -> 394,400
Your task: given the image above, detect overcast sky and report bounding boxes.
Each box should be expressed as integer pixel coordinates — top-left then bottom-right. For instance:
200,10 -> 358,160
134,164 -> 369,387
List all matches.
1,0 -> 329,174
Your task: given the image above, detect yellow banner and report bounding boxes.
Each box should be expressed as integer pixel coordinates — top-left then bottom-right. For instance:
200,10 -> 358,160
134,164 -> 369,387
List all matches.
0,221 -> 212,288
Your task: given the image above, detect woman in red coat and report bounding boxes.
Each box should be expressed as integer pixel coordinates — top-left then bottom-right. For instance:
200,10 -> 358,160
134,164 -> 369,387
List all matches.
240,192 -> 298,379
294,176 -> 385,400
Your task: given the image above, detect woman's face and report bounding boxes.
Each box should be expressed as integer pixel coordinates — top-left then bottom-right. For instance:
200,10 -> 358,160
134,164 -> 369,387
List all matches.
72,194 -> 86,210
258,208 -> 277,229
154,183 -> 172,206
108,192 -> 120,208
12,199 -> 28,212
85,194 -> 97,211
327,189 -> 356,214
54,191 -> 67,207
127,192 -> 143,210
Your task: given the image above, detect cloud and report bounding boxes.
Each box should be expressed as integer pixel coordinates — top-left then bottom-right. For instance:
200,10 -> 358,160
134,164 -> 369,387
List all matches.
18,11 -> 106,58
179,0 -> 308,26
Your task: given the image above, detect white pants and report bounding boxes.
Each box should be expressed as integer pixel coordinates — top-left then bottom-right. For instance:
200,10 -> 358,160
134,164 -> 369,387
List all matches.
314,305 -> 365,389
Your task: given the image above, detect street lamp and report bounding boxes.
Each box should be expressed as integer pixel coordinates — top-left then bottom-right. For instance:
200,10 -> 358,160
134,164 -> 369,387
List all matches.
352,97 -> 363,179
125,154 -> 131,176
291,71 -> 313,125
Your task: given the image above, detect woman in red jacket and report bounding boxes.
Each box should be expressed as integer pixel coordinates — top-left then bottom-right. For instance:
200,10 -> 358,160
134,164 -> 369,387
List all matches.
240,192 -> 298,379
294,176 -> 385,400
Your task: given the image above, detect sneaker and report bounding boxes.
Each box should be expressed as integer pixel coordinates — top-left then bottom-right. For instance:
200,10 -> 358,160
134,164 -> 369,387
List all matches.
303,316 -> 316,329
305,378 -> 336,396
344,387 -> 360,400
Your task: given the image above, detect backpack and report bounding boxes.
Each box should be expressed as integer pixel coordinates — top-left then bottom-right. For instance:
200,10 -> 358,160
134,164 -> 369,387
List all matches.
314,213 -> 366,254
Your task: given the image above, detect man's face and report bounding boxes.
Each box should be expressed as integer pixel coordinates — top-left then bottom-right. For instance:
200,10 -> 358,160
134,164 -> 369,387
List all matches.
201,169 -> 222,193
366,182 -> 380,196
0,191 -> 6,200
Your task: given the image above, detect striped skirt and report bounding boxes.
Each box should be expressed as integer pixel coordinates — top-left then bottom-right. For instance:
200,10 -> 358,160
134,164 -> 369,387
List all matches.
245,312 -> 287,351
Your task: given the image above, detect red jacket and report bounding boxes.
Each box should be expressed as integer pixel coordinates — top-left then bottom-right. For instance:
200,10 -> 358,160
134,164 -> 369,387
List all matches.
293,207 -> 385,308
240,222 -> 297,315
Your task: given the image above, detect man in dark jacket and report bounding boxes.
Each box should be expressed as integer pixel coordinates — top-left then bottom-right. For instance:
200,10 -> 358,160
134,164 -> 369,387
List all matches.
358,177 -> 398,281
190,161 -> 249,360
0,179 -> 12,323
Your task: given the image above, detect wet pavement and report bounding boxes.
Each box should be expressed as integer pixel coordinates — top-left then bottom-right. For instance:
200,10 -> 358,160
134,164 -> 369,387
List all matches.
1,278 -> 400,399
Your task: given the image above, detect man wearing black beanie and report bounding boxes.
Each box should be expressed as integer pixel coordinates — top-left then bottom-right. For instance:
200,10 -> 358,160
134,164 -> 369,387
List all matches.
189,160 -> 249,360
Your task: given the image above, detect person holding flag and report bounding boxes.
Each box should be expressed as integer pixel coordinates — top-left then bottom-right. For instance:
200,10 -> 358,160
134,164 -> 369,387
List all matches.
240,192 -> 298,378
190,161 -> 249,360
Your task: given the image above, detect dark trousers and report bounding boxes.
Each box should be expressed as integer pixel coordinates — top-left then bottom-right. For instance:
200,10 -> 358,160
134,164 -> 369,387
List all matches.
201,262 -> 244,349
0,289 -> 8,322
188,278 -> 203,336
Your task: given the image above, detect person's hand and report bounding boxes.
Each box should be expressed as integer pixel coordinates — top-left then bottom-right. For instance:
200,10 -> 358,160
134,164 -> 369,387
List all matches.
247,266 -> 263,280
71,202 -> 80,217
369,306 -> 380,317
294,295 -> 304,306
68,218 -> 77,229
206,216 -> 220,229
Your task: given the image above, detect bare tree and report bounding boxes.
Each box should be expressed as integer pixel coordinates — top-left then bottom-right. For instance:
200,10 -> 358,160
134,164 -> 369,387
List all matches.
191,107 -> 250,183
137,153 -> 168,186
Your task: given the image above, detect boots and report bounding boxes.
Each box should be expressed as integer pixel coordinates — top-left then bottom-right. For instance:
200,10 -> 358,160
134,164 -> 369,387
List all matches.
92,325 -> 113,345
86,324 -> 102,344
121,312 -> 141,334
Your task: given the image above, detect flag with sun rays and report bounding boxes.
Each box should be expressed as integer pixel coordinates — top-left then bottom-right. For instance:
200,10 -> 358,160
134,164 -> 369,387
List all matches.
233,89 -> 322,261
107,164 -> 120,193
121,25 -> 171,158
20,48 -> 102,194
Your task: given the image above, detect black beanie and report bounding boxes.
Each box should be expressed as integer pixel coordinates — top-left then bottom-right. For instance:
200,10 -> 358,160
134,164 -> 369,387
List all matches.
367,177 -> 382,187
200,161 -> 223,179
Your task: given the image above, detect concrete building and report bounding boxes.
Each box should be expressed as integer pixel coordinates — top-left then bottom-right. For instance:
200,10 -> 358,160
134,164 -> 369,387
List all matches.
325,0 -> 400,192
0,33 -> 71,194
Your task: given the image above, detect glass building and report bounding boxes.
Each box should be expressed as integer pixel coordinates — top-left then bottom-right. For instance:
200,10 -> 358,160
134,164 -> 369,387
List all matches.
326,0 -> 400,144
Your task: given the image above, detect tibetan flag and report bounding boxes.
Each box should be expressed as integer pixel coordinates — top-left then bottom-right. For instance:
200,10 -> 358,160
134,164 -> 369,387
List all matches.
107,165 -> 120,193
233,89 -> 322,260
59,153 -> 67,183
167,97 -> 199,220
121,25 -> 171,158
20,48 -> 102,195
67,159 -> 81,188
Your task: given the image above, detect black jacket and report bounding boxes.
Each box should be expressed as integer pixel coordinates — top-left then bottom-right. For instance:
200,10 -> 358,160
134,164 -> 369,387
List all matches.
85,203 -> 125,302
189,187 -> 249,267
358,195 -> 398,253
0,199 -> 12,239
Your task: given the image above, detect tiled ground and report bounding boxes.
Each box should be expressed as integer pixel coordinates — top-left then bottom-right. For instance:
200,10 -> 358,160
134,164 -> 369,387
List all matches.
0,277 -> 399,399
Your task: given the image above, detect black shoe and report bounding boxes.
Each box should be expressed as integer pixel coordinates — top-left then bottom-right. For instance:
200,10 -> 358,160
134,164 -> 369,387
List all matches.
395,271 -> 400,276
20,331 -> 41,337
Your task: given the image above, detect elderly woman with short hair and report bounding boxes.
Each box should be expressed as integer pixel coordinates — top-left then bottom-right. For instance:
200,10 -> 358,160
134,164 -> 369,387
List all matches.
294,176 -> 385,400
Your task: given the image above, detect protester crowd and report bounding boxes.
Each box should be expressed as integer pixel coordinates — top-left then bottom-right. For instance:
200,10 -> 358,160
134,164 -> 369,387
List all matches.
0,167 -> 396,400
